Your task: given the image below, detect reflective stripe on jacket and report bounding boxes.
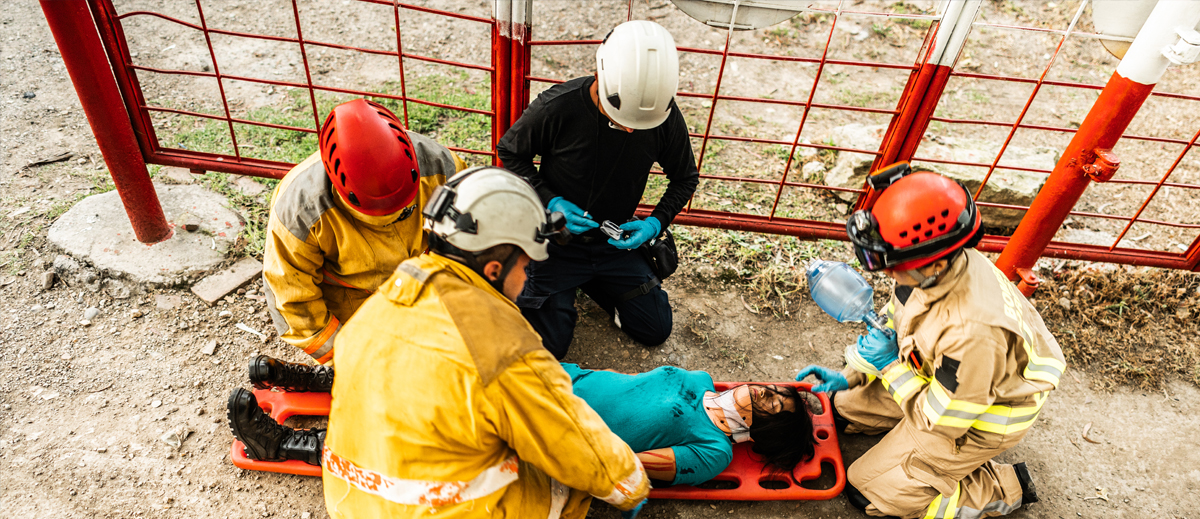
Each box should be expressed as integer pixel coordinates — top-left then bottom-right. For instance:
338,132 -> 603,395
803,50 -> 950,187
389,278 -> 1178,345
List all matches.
323,254 -> 649,518
847,249 -> 1066,440
262,132 -> 463,363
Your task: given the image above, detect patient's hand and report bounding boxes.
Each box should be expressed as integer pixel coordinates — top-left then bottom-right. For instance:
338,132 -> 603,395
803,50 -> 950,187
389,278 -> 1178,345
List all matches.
799,391 -> 824,415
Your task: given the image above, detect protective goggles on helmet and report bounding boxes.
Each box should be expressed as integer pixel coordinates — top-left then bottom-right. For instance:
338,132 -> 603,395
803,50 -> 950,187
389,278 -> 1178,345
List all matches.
846,166 -> 977,272
422,183 -> 570,246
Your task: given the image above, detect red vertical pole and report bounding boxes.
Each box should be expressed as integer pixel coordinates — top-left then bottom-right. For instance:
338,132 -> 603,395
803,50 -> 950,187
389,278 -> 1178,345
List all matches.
994,73 -> 1154,290
995,0 -> 1200,294
510,0 -> 532,125
492,0 -> 512,166
858,0 -> 980,210
40,0 -> 172,244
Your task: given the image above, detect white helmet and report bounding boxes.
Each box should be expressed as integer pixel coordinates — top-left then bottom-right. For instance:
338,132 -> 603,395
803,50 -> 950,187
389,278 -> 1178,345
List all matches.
596,20 -> 680,130
423,167 -> 566,262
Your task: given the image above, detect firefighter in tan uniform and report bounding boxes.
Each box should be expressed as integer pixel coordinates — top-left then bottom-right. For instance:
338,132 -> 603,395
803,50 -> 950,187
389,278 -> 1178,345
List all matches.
226,99 -> 464,466
322,167 -> 649,518
798,165 -> 1066,519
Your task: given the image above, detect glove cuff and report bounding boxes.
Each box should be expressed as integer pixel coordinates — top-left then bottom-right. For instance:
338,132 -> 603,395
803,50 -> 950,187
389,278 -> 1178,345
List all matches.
844,343 -> 883,377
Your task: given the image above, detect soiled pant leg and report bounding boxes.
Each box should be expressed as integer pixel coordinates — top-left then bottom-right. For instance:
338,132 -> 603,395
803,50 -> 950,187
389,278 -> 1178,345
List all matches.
847,417 -> 1027,518
834,376 -> 906,435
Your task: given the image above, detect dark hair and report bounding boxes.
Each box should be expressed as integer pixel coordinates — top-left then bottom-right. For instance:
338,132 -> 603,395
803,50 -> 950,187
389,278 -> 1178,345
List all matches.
746,385 -> 816,474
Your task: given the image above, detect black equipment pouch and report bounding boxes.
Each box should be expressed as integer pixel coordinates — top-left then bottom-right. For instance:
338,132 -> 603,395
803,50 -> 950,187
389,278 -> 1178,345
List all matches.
640,226 -> 678,280
616,221 -> 679,302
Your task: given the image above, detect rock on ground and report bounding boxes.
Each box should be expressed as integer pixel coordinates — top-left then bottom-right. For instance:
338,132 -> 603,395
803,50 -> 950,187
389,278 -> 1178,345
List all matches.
823,124 -> 1057,228
47,183 -> 243,285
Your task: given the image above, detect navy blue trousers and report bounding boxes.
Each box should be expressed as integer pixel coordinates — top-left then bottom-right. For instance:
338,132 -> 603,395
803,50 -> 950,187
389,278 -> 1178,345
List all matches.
517,239 -> 672,359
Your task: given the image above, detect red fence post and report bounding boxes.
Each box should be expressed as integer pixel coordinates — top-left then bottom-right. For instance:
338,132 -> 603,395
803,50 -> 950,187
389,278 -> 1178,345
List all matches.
510,0 -> 533,125
40,0 -> 172,244
995,1 -> 1200,294
861,0 -> 979,210
492,0 -> 512,165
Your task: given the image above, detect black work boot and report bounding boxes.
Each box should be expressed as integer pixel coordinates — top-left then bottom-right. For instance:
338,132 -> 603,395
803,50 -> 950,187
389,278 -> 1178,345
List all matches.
227,388 -> 326,466
1014,462 -> 1039,504
248,355 -> 334,392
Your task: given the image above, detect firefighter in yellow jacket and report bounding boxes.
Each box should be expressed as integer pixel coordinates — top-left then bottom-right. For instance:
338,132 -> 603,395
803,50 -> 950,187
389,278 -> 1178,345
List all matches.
798,165 -> 1066,519
322,167 -> 649,518
259,98 -> 463,370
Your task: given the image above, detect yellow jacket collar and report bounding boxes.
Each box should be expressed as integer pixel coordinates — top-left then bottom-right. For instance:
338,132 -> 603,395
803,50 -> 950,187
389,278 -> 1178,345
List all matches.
332,187 -> 415,227
383,253 -> 514,308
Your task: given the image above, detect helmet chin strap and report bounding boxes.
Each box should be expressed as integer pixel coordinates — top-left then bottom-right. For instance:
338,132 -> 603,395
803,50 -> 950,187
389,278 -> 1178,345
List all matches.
906,266 -> 943,289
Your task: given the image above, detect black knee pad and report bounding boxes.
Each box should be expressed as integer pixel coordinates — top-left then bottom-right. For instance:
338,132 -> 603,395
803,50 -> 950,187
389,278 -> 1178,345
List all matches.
843,482 -> 872,511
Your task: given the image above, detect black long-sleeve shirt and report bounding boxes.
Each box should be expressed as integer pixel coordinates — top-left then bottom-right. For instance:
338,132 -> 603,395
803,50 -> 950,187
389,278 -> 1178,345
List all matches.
497,76 -> 699,233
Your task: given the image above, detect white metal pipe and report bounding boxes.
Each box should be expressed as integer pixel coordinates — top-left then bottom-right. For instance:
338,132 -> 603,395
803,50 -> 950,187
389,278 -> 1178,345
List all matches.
1116,0 -> 1200,84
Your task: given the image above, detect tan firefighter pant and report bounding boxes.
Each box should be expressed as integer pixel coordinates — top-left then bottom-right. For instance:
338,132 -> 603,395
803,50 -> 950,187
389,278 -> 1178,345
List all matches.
836,377 -> 1029,519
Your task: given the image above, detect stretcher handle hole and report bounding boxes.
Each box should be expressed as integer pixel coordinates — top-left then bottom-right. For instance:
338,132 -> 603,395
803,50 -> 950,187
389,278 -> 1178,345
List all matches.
758,477 -> 791,490
695,479 -> 740,490
814,429 -> 830,441
798,461 -> 839,491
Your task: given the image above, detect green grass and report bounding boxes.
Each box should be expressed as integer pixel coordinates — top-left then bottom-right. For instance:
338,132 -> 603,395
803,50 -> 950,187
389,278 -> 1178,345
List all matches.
157,72 -> 492,256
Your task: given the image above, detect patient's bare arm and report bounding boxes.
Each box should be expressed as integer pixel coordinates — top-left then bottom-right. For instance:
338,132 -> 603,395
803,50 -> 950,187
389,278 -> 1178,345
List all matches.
636,448 -> 676,481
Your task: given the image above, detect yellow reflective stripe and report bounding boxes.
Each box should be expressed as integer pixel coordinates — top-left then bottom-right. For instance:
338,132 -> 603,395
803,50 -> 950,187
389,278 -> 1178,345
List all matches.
883,300 -> 896,330
923,381 -> 1048,435
923,493 -> 944,519
989,266 -> 1065,387
945,482 -> 962,518
923,482 -> 962,519
323,446 -> 520,507
881,363 -> 928,404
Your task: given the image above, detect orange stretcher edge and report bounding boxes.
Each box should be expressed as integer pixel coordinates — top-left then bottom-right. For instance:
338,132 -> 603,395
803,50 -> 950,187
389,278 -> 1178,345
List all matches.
229,382 -> 845,501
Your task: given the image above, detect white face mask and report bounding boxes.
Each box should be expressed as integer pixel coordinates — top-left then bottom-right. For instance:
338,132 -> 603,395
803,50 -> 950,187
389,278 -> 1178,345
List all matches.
704,388 -> 752,443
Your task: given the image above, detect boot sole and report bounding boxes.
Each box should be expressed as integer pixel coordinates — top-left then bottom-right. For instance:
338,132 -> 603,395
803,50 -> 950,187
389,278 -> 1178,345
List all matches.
227,388 -> 278,462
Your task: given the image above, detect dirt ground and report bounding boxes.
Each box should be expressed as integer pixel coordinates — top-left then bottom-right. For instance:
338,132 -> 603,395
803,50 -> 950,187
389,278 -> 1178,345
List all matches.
2,1 -> 1199,518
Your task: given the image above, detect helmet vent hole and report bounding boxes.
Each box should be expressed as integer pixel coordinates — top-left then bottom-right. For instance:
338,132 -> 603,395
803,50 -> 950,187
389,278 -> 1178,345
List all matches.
941,209 -> 950,217
938,223 -> 946,231
411,168 -> 418,183
899,230 -> 908,238
404,149 -> 413,160
348,192 -> 360,207
387,123 -> 401,132
927,216 -> 935,224
913,223 -> 922,231
334,158 -> 341,173
328,143 -> 337,156
911,238 -> 919,245
924,230 -> 933,238
340,173 -> 346,185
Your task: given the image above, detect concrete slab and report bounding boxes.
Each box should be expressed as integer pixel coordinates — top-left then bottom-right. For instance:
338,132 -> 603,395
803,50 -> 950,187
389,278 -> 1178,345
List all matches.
191,257 -> 263,305
48,183 -> 243,285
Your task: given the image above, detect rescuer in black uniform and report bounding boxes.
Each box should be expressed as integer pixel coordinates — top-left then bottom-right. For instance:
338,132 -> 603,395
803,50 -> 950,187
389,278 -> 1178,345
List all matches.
497,20 -> 699,359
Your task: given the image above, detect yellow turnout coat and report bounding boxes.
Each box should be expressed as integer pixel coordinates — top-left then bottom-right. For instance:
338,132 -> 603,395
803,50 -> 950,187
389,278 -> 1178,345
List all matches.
323,254 -> 649,518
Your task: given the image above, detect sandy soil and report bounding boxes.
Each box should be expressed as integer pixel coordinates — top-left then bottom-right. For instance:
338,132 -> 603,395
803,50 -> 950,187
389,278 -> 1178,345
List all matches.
2,1 -> 1199,518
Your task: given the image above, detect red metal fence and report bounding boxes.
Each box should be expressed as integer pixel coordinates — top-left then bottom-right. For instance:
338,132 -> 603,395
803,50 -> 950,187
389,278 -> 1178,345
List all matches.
41,0 -> 1200,276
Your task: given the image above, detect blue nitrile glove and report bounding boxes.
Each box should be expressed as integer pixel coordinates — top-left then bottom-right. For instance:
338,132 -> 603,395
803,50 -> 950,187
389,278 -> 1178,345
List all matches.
795,365 -> 849,393
620,499 -> 646,519
856,325 -> 900,371
608,217 -> 661,250
548,197 -> 599,235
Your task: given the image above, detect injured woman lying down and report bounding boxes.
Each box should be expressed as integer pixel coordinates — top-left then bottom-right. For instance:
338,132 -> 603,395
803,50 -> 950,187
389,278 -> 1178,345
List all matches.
562,363 -> 817,486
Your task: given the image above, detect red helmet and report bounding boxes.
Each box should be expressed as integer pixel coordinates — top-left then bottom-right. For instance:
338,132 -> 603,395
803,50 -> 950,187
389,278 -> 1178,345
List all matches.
319,99 -> 420,216
847,165 -> 981,272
